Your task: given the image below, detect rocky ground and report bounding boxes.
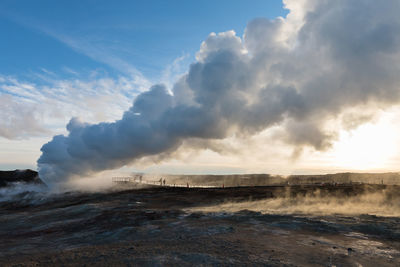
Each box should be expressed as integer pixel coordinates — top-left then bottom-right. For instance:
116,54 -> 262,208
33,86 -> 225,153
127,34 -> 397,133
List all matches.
0,170 -> 43,188
0,185 -> 399,266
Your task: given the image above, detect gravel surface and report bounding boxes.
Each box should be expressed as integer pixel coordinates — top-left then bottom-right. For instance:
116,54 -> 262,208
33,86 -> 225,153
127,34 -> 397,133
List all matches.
1,185 -> 399,266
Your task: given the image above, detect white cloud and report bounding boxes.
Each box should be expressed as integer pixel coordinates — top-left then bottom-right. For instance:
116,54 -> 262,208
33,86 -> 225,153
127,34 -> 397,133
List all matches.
0,73 -> 146,139
36,0 -> 400,186
0,94 -> 49,139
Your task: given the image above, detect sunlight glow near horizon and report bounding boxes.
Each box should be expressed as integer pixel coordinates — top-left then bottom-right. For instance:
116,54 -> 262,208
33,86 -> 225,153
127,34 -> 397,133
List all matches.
330,112 -> 400,171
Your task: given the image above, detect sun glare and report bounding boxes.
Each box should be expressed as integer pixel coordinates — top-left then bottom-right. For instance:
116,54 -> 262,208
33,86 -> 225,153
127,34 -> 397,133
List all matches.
330,114 -> 399,171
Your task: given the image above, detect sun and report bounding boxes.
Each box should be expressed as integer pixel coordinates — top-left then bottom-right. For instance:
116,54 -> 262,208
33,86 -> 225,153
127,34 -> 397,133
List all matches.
330,113 -> 399,171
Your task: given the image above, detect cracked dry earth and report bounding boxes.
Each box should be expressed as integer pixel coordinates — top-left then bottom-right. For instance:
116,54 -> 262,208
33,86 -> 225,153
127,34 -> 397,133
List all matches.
0,185 -> 399,266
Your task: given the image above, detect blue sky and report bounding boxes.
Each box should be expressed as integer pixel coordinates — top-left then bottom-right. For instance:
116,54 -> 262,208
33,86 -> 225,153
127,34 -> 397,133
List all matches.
0,0 -> 287,81
0,0 -> 288,171
3,0 -> 399,176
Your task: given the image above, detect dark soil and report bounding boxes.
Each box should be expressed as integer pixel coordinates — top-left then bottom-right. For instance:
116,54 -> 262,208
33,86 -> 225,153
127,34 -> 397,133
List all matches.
0,169 -> 44,188
0,185 -> 399,266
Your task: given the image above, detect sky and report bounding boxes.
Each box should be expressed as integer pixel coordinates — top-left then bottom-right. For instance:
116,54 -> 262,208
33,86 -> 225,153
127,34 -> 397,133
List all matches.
0,0 -> 286,79
1,0 -> 400,181
0,0 -> 286,170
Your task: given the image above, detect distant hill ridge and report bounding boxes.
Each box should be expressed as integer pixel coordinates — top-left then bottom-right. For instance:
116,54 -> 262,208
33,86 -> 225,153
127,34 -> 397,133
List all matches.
1,169 -> 399,188
0,169 -> 45,188
162,173 -> 285,187
288,172 -> 400,185
137,172 -> 400,187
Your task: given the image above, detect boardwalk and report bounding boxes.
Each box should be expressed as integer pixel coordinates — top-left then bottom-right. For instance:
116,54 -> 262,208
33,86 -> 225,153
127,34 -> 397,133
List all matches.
112,176 -> 221,188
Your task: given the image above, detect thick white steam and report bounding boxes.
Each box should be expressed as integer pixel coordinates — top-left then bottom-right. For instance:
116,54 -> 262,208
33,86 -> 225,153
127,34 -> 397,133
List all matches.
38,0 -> 400,186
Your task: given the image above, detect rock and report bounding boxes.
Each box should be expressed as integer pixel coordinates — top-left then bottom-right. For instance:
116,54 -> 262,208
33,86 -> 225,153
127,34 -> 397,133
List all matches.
0,169 -> 45,187
347,247 -> 353,255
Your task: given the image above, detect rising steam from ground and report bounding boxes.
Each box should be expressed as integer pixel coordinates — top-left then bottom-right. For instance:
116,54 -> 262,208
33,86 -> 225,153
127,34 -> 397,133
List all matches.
0,182 -> 48,202
188,188 -> 400,217
38,0 -> 400,186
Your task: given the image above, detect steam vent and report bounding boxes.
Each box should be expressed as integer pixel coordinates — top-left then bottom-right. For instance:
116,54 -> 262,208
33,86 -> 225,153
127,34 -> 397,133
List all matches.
2,0 -> 400,265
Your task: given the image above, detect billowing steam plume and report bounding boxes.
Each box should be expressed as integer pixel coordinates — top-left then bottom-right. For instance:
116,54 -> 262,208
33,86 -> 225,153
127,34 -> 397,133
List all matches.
38,0 -> 400,185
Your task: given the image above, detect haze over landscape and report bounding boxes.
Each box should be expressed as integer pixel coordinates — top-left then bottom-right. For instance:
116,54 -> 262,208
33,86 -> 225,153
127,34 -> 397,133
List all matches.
2,0 -> 400,266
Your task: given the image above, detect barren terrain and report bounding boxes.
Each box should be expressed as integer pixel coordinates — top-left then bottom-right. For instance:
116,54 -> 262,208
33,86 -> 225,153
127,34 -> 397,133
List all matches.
1,184 -> 399,266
